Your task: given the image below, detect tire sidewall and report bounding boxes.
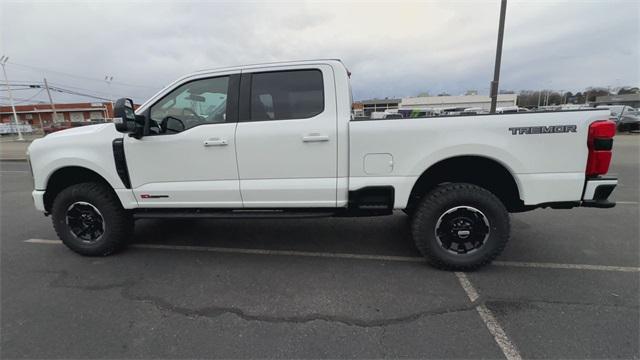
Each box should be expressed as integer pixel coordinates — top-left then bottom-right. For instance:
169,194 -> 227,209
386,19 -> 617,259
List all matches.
51,184 -> 125,255
413,184 -> 510,269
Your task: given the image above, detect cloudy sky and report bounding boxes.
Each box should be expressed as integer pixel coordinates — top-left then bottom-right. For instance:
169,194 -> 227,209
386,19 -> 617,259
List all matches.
1,0 -> 638,104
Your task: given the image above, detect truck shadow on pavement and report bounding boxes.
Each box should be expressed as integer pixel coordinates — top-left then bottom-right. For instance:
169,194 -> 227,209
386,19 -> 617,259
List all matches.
132,212 -> 420,258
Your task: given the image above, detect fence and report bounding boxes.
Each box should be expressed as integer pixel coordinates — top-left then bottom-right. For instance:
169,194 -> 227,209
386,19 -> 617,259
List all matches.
0,123 -> 34,135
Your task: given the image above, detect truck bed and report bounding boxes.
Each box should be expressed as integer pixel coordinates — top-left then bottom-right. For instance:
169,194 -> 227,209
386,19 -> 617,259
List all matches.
348,109 -> 611,208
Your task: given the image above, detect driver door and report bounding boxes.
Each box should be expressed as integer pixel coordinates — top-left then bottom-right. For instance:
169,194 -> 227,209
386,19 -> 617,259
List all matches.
124,74 -> 242,208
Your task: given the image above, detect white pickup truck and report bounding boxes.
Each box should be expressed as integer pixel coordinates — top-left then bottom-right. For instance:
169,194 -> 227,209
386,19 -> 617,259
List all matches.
27,59 -> 618,269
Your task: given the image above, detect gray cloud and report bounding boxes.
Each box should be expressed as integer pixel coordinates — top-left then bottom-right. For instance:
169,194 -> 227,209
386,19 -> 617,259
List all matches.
1,0 -> 638,104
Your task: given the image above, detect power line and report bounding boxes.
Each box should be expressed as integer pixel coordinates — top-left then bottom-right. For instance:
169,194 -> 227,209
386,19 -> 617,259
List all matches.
2,79 -> 138,104
47,81 -> 117,97
4,80 -> 148,100
10,89 -> 45,104
0,95 -> 47,104
6,61 -> 159,89
48,86 -> 111,102
0,86 -> 36,91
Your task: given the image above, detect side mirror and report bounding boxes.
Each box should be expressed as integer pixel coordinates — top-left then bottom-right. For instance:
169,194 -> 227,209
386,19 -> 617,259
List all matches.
113,98 -> 145,138
160,116 -> 186,134
113,98 -> 136,132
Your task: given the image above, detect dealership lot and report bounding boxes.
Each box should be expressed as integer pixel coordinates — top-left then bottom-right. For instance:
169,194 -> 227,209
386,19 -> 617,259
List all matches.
1,135 -> 638,359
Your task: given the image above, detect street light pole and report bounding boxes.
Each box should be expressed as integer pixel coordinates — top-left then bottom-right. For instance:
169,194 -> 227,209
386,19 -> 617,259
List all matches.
0,55 -> 24,141
489,0 -> 508,114
105,75 -> 114,101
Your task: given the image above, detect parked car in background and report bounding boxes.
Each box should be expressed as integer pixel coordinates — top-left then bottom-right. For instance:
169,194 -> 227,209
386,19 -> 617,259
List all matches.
597,105 -> 640,132
398,109 -> 438,118
43,123 -> 72,135
496,106 -> 530,114
44,120 -> 107,135
462,107 -> 488,115
370,111 -> 403,119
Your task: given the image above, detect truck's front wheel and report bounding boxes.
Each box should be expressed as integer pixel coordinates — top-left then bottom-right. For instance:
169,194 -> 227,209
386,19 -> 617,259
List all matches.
411,183 -> 510,270
51,182 -> 133,256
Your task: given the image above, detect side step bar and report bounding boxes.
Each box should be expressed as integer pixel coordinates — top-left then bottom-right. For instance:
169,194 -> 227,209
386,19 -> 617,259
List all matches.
133,209 -> 337,219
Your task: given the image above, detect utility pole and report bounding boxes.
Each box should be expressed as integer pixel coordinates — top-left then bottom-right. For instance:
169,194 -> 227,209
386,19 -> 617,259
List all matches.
43,78 -> 59,123
0,55 -> 24,141
34,106 -> 44,134
546,90 -> 551,106
489,0 -> 508,114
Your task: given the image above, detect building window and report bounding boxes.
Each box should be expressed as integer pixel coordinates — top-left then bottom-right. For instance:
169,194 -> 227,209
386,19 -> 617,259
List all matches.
54,113 -> 65,122
90,111 -> 103,120
70,112 -> 84,122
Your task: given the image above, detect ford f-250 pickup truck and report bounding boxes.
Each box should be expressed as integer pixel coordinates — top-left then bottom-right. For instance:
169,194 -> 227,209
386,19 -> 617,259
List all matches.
27,59 -> 618,269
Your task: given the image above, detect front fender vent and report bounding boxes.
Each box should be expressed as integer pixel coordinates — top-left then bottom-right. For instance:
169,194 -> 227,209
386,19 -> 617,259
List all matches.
112,138 -> 131,189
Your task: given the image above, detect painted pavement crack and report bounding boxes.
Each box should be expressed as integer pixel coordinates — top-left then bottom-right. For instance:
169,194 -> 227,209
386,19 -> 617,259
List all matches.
42,269 -> 477,328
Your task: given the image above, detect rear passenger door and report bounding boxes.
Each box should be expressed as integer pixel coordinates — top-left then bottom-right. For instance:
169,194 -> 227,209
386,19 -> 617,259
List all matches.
235,65 -> 337,207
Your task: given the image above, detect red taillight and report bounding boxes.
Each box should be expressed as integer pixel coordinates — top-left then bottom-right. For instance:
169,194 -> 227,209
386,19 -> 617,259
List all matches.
589,120 -> 616,138
586,120 -> 615,176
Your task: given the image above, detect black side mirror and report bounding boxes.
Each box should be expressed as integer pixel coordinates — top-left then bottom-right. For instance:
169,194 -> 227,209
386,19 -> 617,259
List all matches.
161,116 -> 186,134
113,98 -> 135,132
113,98 -> 145,138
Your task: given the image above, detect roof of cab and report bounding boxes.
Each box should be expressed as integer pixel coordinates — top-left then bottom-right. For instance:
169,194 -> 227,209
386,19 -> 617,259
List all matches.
193,59 -> 345,75
136,59 -> 346,112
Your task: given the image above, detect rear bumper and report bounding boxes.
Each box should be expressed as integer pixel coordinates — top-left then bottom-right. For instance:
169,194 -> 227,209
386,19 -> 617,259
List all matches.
581,177 -> 617,208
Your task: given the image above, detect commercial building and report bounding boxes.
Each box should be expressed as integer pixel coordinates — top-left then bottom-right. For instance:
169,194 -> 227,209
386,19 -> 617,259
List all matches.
0,102 -> 113,128
400,94 -> 518,111
359,98 -> 401,117
595,94 -> 640,108
352,101 -> 365,117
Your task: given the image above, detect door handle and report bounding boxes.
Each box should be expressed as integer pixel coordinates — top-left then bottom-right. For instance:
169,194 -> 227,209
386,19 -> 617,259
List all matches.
203,138 -> 228,147
302,134 -> 329,143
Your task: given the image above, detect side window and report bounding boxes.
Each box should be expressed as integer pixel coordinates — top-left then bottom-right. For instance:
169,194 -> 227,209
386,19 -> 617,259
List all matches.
249,70 -> 324,121
149,76 -> 229,134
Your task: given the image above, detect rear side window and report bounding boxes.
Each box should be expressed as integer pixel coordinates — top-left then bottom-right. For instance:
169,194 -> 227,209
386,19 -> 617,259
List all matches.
250,70 -> 324,121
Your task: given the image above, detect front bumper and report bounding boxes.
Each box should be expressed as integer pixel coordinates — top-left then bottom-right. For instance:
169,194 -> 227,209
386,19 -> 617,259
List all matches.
581,177 -> 617,208
32,190 -> 46,212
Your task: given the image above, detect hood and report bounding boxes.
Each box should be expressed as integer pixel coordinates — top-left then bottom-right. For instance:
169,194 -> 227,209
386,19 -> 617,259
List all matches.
29,123 -> 123,156
44,123 -> 113,139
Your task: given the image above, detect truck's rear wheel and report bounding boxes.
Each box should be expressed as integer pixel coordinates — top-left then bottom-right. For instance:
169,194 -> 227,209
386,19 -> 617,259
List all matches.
51,182 -> 132,256
411,183 -> 510,270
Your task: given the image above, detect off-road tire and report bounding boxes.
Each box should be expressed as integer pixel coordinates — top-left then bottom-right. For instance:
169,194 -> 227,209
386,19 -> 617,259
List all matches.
51,182 -> 133,256
411,183 -> 510,270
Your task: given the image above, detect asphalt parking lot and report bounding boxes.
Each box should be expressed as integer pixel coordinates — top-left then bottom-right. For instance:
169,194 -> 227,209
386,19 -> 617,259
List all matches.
1,135 -> 638,359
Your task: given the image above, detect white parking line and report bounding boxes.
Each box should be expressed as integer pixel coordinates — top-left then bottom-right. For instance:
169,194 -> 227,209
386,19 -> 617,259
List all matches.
454,270 -> 479,302
493,260 -> 639,273
24,239 -> 640,273
617,201 -> 639,205
24,239 -> 425,262
455,272 -> 522,360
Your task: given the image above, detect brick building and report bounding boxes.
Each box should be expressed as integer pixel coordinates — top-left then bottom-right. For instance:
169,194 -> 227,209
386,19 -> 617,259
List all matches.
0,102 -> 114,128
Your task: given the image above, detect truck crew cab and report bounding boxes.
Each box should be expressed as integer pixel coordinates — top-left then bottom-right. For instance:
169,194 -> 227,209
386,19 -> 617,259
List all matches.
27,59 -> 618,270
